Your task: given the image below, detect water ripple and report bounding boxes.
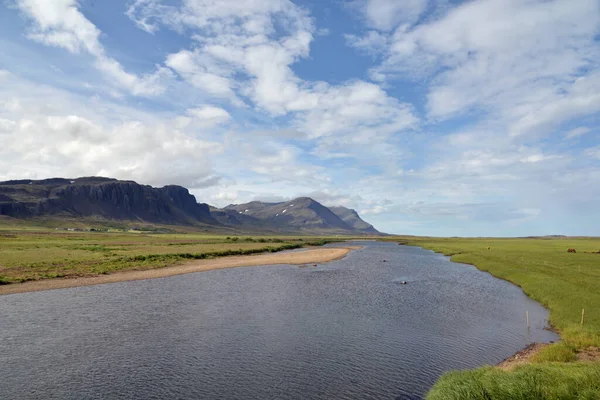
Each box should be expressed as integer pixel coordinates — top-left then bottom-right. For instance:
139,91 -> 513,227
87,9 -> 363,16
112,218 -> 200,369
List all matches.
0,241 -> 557,399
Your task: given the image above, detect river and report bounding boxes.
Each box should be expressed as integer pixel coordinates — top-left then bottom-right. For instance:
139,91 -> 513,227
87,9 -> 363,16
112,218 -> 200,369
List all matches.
0,241 -> 557,399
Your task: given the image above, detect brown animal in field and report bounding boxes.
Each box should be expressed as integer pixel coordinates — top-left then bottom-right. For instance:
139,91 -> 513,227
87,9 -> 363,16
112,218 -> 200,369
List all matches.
567,248 -> 576,253
487,247 -> 491,250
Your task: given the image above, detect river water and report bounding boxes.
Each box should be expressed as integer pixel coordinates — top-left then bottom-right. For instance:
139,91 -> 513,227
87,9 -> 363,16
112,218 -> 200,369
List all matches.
0,241 -> 557,399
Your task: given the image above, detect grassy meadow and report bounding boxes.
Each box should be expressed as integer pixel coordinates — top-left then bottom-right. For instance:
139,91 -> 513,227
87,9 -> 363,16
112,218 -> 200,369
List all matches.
0,227 -> 339,284
390,237 -> 600,399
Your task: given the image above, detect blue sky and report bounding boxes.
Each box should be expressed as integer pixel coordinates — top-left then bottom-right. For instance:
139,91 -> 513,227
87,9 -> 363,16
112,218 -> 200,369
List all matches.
0,0 -> 599,236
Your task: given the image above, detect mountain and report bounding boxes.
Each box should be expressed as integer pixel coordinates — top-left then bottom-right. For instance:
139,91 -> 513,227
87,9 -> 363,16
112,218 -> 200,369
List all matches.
208,206 -> 276,232
221,197 -> 380,235
329,206 -> 379,234
0,177 -> 217,227
0,177 -> 382,235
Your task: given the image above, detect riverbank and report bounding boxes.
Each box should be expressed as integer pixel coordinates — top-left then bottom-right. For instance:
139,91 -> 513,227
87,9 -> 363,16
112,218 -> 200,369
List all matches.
390,237 -> 600,399
496,343 -> 550,370
497,342 -> 600,371
0,245 -> 361,295
0,230 -> 356,284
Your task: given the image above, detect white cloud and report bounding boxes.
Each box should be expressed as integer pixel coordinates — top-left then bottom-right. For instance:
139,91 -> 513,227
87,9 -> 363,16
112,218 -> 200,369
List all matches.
125,0 -> 161,34
301,189 -> 363,208
16,0 -> 172,96
399,202 -> 542,223
187,105 -> 231,127
507,72 -> 600,137
361,0 -> 429,31
345,31 -> 389,55
130,0 -> 418,139
358,0 -> 600,139
0,75 -> 222,188
233,141 -> 327,184
4,0 -> 599,236
297,80 -> 417,138
361,205 -> 386,215
584,146 -> 600,160
165,49 -> 241,103
565,127 -> 591,140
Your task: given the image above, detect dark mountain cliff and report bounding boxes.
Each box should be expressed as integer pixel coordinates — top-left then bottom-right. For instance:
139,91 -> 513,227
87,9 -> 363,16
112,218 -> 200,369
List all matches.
0,177 -> 382,234
0,177 -> 215,225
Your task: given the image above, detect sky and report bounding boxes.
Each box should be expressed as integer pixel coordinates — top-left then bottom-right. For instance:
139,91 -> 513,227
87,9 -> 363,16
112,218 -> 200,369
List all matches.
0,0 -> 599,236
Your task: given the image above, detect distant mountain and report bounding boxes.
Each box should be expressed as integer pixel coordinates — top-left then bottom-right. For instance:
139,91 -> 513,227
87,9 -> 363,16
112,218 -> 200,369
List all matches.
329,206 -> 379,234
0,177 -> 382,235
221,197 -> 381,235
0,177 -> 217,227
208,206 -> 276,232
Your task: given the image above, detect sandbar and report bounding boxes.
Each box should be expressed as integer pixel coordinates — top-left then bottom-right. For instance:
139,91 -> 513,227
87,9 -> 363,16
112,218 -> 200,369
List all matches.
0,245 -> 362,295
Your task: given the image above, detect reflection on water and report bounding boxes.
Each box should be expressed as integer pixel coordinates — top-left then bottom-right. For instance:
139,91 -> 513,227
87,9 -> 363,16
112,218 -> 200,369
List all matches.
0,241 -> 557,399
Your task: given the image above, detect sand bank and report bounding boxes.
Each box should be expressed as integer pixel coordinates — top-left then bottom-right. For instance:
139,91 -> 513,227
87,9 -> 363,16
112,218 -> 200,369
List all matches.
0,245 -> 362,295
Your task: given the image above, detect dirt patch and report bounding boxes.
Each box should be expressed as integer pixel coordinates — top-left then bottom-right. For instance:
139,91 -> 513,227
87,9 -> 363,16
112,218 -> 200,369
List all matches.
577,346 -> 600,362
0,246 -> 362,295
497,344 -> 600,370
497,343 -> 549,370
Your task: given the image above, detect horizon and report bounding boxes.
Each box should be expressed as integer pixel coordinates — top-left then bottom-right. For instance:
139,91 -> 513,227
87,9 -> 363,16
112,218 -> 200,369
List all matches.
2,174 -> 597,238
1,0 -> 599,236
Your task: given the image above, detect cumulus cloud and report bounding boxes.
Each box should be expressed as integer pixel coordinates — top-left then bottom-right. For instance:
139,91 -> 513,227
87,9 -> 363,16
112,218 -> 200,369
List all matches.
227,139 -> 328,184
15,0 -> 172,96
355,0 -> 600,137
0,76 -> 222,189
165,49 -> 242,103
129,0 -> 418,139
360,0 -> 429,31
187,105 -> 231,127
297,80 -> 417,138
3,0 -> 600,235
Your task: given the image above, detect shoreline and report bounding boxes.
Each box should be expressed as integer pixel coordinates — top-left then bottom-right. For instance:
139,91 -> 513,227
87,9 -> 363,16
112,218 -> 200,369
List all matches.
496,343 -> 549,370
0,245 -> 362,296
400,242 -> 560,371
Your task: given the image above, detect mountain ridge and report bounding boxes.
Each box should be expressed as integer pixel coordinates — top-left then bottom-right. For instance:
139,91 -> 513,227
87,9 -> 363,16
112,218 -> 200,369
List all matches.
0,177 -> 382,235
222,197 -> 356,234
329,206 -> 379,234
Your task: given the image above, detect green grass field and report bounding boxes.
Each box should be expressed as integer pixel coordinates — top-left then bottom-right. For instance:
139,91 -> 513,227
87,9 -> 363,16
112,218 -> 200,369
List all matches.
0,227 -> 339,284
390,237 -> 600,399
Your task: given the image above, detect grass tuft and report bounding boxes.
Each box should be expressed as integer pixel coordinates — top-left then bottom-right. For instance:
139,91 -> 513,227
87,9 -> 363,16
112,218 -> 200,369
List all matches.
532,342 -> 577,363
427,363 -> 600,400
